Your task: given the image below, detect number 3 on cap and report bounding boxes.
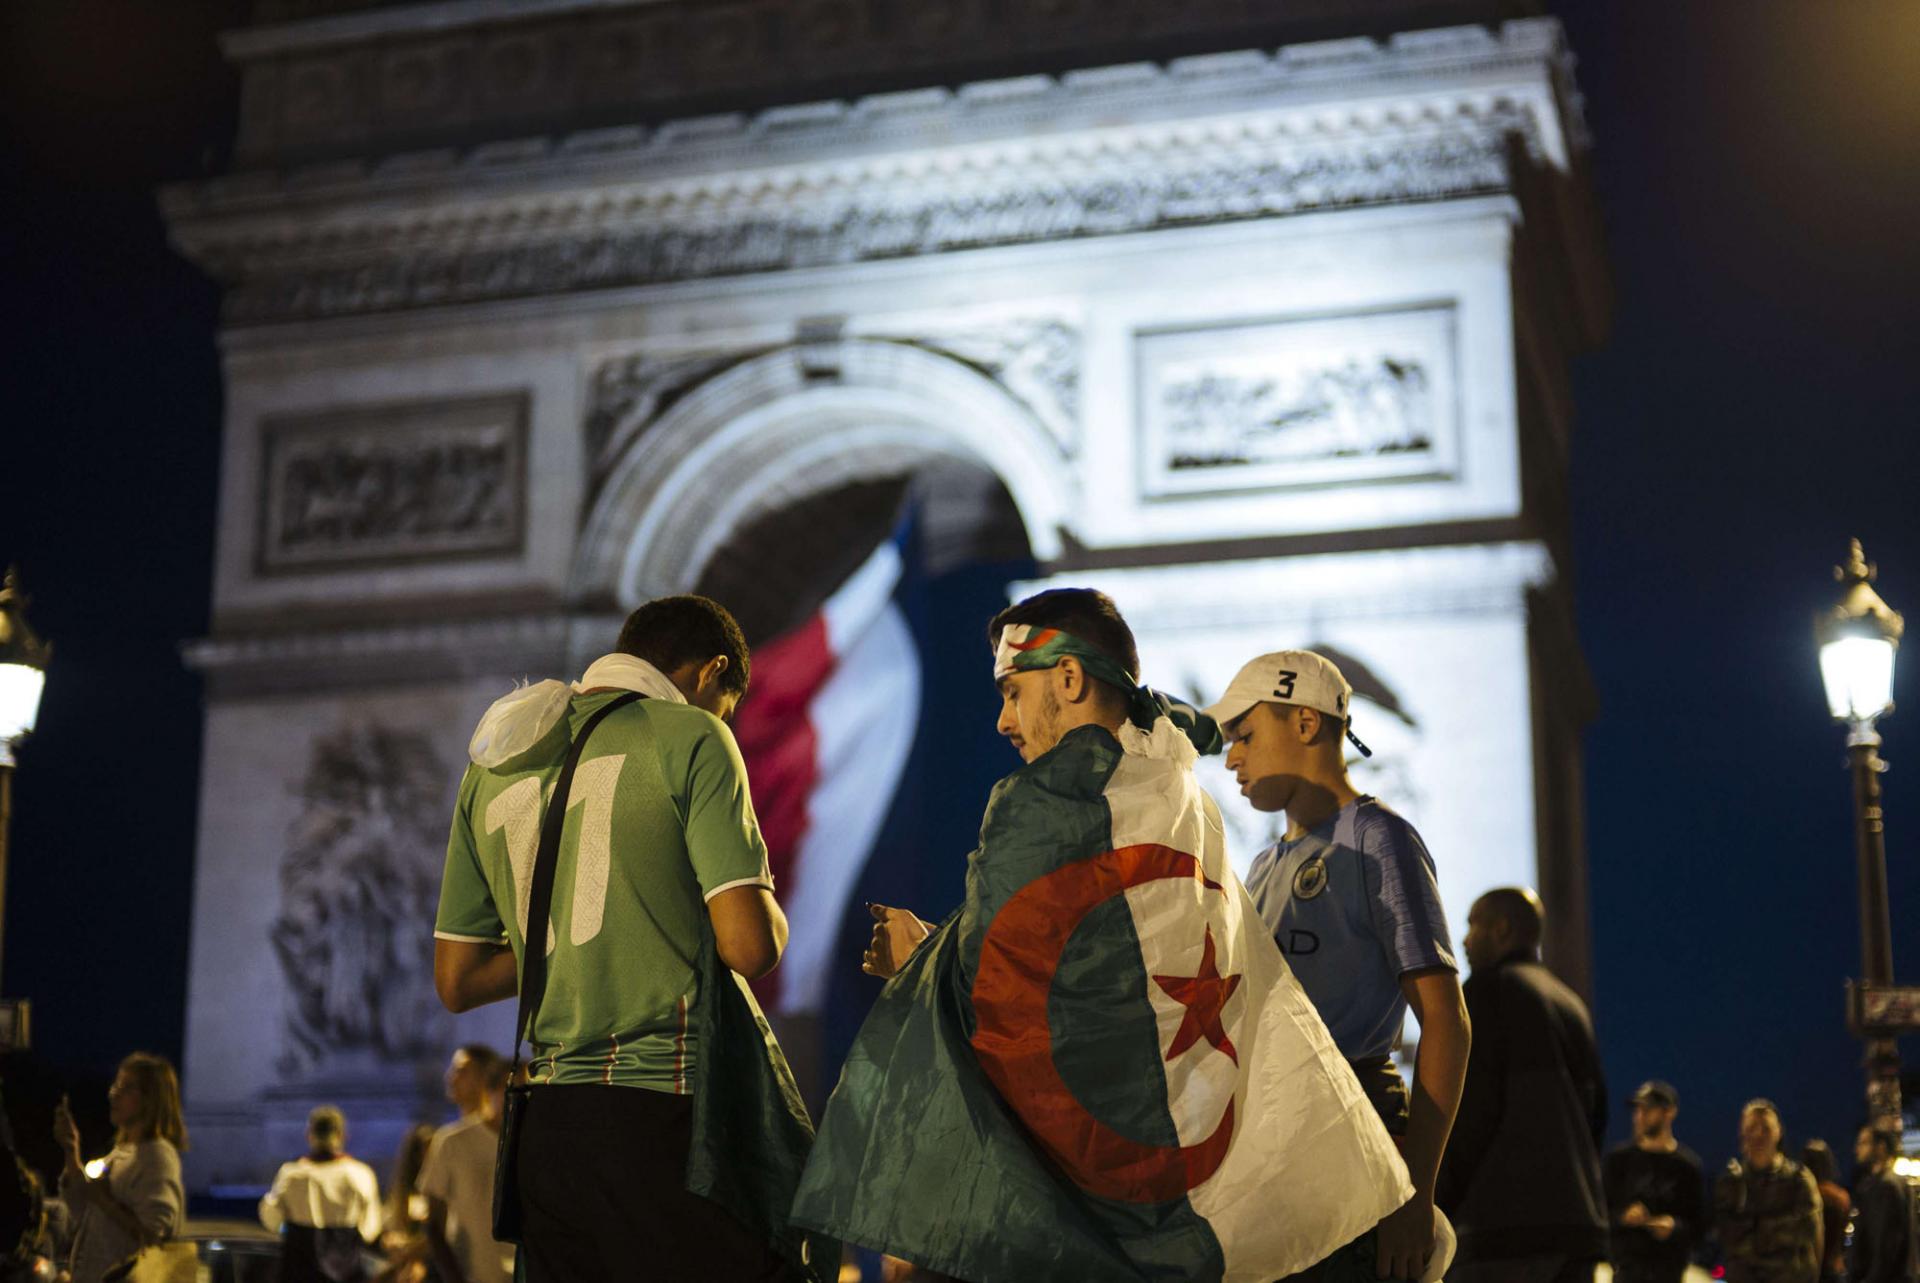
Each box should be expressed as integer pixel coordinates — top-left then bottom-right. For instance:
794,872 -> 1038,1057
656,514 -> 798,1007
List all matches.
1272,670 -> 1297,699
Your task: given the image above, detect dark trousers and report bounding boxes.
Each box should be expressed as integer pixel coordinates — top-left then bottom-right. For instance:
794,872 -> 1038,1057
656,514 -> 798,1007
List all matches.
517,1083 -> 792,1283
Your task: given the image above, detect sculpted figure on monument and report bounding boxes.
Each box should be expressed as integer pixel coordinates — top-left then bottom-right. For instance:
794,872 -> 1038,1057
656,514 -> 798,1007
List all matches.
271,723 -> 451,1073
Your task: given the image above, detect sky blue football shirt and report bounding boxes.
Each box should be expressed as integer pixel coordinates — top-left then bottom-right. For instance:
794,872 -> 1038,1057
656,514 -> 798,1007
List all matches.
1243,796 -> 1457,1061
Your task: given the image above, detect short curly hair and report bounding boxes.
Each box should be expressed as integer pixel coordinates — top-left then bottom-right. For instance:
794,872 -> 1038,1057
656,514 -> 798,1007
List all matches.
615,595 -> 750,695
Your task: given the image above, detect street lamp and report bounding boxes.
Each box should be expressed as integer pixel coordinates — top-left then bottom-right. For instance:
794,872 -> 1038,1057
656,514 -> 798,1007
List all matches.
1819,540 -> 1906,1144
0,566 -> 51,1009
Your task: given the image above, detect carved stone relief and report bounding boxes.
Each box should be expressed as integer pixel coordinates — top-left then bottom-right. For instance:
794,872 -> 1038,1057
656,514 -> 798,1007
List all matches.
271,723 -> 452,1075
1137,306 -> 1458,498
258,392 -> 528,572
585,351 -> 756,491
223,133 -> 1513,324
889,319 -> 1080,454
583,320 -> 1080,496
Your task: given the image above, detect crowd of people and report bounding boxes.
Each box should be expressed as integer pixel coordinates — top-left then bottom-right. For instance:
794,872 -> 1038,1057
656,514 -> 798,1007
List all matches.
17,586 -> 1918,1283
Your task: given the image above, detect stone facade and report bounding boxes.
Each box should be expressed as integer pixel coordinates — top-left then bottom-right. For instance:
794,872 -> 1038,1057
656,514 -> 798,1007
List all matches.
167,0 -> 1605,1189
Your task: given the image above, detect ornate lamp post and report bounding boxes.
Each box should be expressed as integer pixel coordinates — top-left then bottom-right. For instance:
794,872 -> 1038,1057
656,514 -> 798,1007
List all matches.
0,567 -> 51,1006
1819,540 -> 1907,1143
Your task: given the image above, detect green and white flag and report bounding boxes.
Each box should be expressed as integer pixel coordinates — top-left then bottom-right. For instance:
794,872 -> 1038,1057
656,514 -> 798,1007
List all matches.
792,701 -> 1412,1282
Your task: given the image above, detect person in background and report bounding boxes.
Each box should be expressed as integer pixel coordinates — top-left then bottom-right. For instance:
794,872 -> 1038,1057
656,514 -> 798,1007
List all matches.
259,1105 -> 382,1283
1798,1141 -> 1849,1283
419,1056 -> 513,1283
442,1046 -> 504,1124
1438,888 -> 1607,1283
1604,1081 -> 1706,1283
1715,1100 -> 1822,1283
50,1052 -> 187,1283
1847,1127 -> 1911,1283
373,1123 -> 437,1283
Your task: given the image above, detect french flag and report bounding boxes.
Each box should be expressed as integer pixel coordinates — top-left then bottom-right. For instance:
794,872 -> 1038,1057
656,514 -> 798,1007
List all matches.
731,530 -> 921,1015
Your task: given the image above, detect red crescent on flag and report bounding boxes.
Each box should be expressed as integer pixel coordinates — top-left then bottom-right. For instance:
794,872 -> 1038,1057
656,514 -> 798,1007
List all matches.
1006,627 -> 1062,652
970,842 -> 1237,1204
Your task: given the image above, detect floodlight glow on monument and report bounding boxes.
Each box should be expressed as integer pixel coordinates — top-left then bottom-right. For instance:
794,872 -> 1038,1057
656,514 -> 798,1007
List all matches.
1817,540 -> 1902,726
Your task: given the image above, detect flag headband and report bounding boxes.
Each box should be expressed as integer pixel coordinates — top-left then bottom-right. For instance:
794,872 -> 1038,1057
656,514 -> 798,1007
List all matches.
992,624 -> 1167,729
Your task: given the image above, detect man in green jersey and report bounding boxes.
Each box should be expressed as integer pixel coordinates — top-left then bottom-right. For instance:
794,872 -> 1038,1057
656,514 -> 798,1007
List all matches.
433,595 -> 818,1282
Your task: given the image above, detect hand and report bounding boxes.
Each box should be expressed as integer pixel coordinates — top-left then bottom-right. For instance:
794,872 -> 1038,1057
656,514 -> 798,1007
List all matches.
1621,1202 -> 1649,1228
1647,1215 -> 1675,1241
52,1096 -> 83,1177
1375,1195 -> 1435,1280
862,905 -> 931,979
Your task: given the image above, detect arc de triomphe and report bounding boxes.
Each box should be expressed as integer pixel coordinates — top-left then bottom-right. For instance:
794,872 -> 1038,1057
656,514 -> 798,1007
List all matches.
164,0 -> 1607,1188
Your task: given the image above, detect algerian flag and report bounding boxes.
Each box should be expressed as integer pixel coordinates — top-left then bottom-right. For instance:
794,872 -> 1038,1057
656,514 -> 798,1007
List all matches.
792,713 -> 1412,1283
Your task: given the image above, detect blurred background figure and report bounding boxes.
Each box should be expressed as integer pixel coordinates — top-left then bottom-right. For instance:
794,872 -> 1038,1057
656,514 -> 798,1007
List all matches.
442,1047 -> 502,1127
1715,1100 -> 1821,1283
50,1052 -> 187,1283
419,1051 -> 511,1283
1847,1127 -> 1910,1283
374,1123 -> 437,1283
1797,1140 -> 1849,1283
1605,1081 -> 1705,1283
1439,887 -> 1607,1283
258,1104 -> 382,1283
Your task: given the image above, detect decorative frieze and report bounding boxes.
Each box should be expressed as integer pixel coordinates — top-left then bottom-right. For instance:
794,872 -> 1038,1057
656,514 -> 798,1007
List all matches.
226,2 -> 1560,166
258,392 -> 529,572
1137,306 -> 1458,499
220,130 -> 1516,324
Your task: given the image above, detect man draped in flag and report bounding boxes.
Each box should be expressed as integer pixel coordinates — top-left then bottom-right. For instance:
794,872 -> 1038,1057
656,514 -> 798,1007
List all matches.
791,588 -> 1423,1283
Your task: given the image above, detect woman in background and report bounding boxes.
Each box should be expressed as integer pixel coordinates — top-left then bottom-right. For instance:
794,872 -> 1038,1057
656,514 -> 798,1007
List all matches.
374,1124 -> 437,1283
1801,1140 -> 1851,1283
51,1052 -> 187,1283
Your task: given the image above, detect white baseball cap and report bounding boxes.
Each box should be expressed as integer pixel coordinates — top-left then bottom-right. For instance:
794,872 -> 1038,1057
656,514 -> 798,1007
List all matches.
1205,650 -> 1372,756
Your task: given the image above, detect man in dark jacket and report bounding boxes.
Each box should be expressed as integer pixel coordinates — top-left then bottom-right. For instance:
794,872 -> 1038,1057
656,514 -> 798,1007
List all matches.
1715,1101 -> 1821,1283
1848,1126 -> 1912,1283
1437,887 -> 1608,1283
1604,1081 -> 1706,1283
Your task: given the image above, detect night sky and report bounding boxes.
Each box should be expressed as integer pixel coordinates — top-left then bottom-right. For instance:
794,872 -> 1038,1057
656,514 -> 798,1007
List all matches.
2,0 -> 1918,1188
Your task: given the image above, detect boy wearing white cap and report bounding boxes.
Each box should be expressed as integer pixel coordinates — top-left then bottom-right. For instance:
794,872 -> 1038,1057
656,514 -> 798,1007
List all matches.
1206,650 -> 1470,1283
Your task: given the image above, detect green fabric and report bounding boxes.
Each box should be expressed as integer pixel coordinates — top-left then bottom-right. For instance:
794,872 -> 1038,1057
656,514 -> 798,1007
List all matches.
685,918 -> 839,1283
436,692 -> 772,1091
791,725 -> 1225,1282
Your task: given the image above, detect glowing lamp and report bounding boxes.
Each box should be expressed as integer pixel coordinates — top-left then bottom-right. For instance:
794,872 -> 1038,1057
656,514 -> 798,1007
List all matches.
1817,540 -> 1902,727
0,568 -> 50,765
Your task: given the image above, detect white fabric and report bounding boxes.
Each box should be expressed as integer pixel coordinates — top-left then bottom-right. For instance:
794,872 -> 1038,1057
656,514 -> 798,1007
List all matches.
258,1154 -> 382,1244
418,1116 -> 514,1283
778,599 -> 919,1013
569,653 -> 688,703
990,623 -> 1034,680
467,654 -> 684,767
1102,718 -> 1421,1283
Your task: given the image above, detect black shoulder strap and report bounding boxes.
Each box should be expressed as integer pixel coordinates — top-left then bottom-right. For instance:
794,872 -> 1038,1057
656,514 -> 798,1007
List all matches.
510,690 -> 644,1064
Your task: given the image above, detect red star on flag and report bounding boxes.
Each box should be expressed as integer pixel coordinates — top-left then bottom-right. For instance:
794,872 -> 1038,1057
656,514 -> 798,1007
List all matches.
1151,925 -> 1243,1065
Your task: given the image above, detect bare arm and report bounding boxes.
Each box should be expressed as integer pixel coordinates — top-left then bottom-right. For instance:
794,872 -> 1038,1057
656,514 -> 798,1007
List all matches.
434,938 -> 519,1013
708,884 -> 788,980
1376,967 -> 1471,1280
424,1195 -> 469,1283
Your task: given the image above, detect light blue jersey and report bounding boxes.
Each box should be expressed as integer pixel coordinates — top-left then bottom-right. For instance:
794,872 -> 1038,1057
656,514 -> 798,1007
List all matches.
1244,796 -> 1456,1061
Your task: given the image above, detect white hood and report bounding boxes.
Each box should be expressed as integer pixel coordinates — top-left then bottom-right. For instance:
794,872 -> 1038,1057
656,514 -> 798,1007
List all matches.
467,654 -> 685,768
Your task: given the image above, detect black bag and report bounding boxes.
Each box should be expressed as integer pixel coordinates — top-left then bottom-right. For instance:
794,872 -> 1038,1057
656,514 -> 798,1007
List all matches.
490,690 -> 643,1244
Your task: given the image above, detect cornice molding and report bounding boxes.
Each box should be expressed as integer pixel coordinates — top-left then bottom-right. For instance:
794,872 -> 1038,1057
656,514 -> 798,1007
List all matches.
182,610 -> 622,696
163,21 -> 1583,327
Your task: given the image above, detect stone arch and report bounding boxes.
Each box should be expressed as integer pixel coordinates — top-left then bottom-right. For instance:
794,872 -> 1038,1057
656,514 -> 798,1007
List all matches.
571,338 -> 1072,609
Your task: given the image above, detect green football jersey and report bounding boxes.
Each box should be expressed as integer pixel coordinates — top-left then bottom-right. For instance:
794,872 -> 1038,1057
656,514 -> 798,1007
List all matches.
436,690 -> 772,1093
